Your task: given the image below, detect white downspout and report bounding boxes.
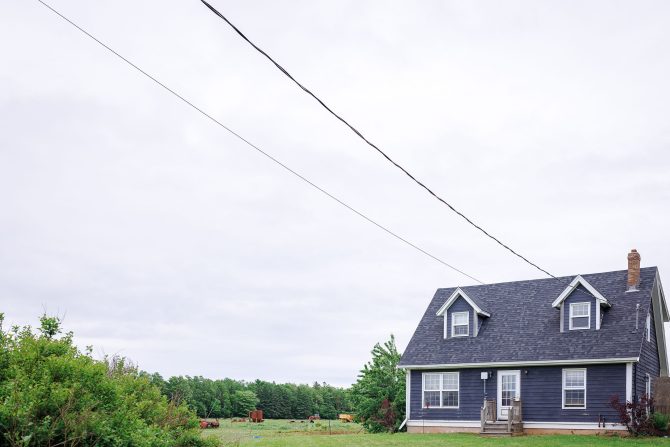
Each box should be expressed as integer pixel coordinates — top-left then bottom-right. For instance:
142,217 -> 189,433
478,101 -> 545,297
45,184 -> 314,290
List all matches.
399,369 -> 410,431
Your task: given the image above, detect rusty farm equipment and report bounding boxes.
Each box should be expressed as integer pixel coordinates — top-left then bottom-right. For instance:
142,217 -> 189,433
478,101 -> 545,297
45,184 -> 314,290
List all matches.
249,409 -> 264,423
199,419 -> 220,429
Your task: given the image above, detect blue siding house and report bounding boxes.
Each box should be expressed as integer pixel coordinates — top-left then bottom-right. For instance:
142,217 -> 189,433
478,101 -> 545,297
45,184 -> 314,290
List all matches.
398,250 -> 669,434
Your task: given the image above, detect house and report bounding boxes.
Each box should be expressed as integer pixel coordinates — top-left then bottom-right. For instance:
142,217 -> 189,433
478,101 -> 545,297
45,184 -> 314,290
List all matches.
398,250 -> 669,434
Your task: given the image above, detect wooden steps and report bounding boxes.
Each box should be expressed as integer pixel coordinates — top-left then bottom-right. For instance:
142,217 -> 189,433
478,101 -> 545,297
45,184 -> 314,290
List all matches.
480,421 -> 523,436
480,399 -> 524,436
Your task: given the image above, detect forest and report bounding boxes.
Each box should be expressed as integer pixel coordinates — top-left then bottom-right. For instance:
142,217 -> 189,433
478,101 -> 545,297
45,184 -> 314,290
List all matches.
142,373 -> 353,420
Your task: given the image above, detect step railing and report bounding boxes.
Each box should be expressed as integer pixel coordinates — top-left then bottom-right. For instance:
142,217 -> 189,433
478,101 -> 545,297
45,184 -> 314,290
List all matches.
480,399 -> 496,431
512,399 -> 522,423
481,399 -> 522,434
507,399 -> 522,433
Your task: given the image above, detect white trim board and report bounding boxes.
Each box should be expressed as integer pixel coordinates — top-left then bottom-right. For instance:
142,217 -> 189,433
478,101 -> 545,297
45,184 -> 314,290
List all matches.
523,421 -> 625,431
399,357 -> 639,369
656,271 -> 670,321
436,288 -> 490,317
406,420 -> 481,428
552,275 -> 610,309
626,363 -> 633,402
652,272 -> 669,376
405,369 -> 410,422
406,420 -> 625,430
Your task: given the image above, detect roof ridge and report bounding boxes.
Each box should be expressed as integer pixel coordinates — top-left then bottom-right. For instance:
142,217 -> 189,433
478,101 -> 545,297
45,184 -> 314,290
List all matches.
437,267 -> 658,290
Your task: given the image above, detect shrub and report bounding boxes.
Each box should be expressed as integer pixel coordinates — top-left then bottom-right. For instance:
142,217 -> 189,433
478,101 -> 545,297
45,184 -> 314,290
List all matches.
610,394 -> 658,436
0,313 -> 218,447
653,412 -> 670,432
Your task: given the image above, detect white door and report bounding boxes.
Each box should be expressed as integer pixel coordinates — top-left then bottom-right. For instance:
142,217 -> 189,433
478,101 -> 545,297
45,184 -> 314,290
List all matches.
497,370 -> 521,420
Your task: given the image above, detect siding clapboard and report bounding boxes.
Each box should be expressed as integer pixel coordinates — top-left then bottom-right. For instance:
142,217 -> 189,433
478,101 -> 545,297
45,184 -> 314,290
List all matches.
410,364 -> 625,422
635,288 -> 660,400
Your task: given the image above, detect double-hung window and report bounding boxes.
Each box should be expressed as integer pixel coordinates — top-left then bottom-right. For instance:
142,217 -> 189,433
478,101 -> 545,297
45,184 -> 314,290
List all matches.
562,368 -> 586,409
569,302 -> 590,330
451,311 -> 469,337
423,372 -> 459,408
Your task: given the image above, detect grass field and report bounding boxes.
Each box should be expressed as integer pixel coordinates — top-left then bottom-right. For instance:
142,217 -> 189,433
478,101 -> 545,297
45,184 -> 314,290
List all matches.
201,419 -> 670,446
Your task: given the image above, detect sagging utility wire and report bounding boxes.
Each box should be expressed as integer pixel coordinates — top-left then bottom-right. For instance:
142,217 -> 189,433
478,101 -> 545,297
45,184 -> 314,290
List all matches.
34,0 -> 485,285
199,0 -> 556,278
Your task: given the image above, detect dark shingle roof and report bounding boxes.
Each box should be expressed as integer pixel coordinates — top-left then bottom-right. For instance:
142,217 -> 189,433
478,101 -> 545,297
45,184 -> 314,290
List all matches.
399,268 -> 658,366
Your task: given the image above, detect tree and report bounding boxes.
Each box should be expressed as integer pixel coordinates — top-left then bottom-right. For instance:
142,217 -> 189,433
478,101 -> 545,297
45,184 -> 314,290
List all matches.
231,390 -> 258,417
293,385 -> 314,418
350,335 -> 405,432
164,376 -> 193,405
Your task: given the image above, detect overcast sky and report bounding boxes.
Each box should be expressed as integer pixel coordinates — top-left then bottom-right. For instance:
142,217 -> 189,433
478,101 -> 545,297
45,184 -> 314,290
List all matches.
1,0 -> 669,387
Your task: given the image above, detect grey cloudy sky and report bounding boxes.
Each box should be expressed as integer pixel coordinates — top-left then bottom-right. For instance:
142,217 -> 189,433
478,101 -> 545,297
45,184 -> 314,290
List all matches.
1,0 -> 669,387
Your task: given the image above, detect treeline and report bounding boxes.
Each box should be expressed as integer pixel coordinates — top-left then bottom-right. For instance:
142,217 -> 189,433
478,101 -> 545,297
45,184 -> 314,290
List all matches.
141,373 -> 354,420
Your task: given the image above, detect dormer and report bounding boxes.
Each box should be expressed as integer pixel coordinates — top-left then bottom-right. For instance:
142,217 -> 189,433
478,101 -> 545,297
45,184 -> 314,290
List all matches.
436,288 -> 490,339
551,275 -> 611,332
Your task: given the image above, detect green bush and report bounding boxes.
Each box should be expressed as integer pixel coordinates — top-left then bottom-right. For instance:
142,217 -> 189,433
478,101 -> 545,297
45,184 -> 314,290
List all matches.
0,313 -> 218,447
653,412 -> 670,432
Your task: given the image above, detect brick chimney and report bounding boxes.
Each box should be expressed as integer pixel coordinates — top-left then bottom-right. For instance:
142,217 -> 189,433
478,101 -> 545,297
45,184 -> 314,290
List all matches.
627,249 -> 641,292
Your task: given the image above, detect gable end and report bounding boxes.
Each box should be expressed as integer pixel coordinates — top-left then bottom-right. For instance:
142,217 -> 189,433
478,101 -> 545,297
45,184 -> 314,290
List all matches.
650,271 -> 669,376
436,288 -> 490,318
552,275 -> 610,309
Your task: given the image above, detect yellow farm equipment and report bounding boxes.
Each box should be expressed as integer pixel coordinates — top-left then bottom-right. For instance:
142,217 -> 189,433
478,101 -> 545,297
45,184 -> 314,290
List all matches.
338,414 -> 354,423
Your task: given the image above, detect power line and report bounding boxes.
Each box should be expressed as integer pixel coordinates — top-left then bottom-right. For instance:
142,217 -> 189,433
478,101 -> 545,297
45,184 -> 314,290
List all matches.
199,0 -> 556,279
33,0 -> 485,285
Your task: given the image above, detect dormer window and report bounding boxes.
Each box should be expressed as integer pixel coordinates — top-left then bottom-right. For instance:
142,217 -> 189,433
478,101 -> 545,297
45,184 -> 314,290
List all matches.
451,311 -> 469,337
552,275 -> 610,332
569,302 -> 590,330
436,288 -> 490,339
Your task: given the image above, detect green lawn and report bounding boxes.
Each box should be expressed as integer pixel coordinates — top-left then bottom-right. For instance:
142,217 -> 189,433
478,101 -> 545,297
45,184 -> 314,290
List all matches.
201,419 -> 670,447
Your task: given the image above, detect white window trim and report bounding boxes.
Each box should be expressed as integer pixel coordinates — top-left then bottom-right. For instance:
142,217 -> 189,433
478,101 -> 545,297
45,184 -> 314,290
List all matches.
646,312 -> 651,342
422,372 -> 459,409
645,373 -> 652,412
569,302 -> 591,330
562,368 -> 587,410
451,311 -> 469,337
